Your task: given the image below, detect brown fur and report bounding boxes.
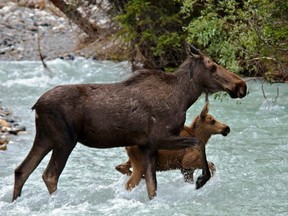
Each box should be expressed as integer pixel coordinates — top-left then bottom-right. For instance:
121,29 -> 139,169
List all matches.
115,103 -> 230,190
12,45 -> 246,201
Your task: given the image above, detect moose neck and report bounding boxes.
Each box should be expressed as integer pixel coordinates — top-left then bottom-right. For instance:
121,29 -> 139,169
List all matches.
174,58 -> 204,110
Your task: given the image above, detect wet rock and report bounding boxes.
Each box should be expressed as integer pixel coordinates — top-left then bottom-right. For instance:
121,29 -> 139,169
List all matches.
0,104 -> 26,151
7,126 -> 27,135
0,144 -> 7,151
0,119 -> 10,127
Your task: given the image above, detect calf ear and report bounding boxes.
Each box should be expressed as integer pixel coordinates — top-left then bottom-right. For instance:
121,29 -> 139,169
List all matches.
200,103 -> 209,120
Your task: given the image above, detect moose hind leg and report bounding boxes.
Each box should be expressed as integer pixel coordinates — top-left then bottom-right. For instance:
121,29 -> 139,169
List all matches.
42,145 -> 75,194
13,142 -> 52,201
140,146 -> 157,199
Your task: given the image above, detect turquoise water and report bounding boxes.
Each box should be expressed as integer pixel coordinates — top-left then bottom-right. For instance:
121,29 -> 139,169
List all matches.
0,59 -> 287,215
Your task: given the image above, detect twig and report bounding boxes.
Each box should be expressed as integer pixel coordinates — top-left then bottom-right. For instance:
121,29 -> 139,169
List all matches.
243,77 -> 264,82
261,79 -> 267,99
261,79 -> 280,102
243,77 -> 280,101
273,87 -> 279,103
37,28 -> 54,77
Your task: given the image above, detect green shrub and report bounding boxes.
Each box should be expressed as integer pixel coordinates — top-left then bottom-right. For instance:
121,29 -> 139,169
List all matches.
183,0 -> 288,80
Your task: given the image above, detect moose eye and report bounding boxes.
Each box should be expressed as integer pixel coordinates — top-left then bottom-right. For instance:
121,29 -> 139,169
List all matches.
210,119 -> 216,124
211,65 -> 217,73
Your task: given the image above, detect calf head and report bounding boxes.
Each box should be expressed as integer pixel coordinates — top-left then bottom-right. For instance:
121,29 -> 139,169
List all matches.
192,103 -> 230,138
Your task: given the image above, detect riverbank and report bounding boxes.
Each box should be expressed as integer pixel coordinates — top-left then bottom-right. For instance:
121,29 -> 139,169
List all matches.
0,0 -> 95,61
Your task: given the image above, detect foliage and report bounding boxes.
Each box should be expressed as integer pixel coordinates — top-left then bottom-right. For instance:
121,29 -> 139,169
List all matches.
115,0 -> 187,70
182,0 -> 288,81
115,0 -> 287,81
51,0 -> 288,81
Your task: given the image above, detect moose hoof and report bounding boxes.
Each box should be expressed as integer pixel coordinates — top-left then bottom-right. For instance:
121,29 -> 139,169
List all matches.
148,191 -> 157,200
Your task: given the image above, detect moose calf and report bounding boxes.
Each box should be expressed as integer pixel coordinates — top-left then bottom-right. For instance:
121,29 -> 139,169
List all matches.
115,103 -> 230,190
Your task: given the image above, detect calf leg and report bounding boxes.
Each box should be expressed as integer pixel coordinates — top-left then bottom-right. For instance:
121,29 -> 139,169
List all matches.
42,144 -> 76,194
181,169 -> 195,183
181,149 -> 200,183
13,137 -> 52,201
125,162 -> 143,190
181,161 -> 215,184
125,147 -> 143,190
115,159 -> 132,176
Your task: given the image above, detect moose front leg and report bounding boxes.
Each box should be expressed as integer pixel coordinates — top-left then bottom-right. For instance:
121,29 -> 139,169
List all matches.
140,146 -> 157,199
195,147 -> 211,189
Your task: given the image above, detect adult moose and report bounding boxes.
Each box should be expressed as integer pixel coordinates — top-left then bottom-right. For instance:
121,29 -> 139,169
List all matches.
12,45 -> 246,201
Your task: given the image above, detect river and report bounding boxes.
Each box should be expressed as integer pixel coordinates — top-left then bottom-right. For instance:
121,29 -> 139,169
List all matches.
0,59 -> 287,216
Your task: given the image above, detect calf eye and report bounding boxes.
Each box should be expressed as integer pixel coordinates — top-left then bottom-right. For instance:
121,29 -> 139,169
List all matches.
211,119 -> 216,124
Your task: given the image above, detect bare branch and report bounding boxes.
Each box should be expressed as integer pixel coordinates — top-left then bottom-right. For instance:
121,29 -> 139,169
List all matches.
261,79 -> 267,99
243,77 -> 264,82
251,57 -> 277,62
273,87 -> 279,103
260,79 -> 280,102
37,29 -> 54,77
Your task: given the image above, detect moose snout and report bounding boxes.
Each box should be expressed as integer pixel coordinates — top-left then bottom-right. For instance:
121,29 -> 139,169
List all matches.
236,81 -> 247,98
221,126 -> 230,136
228,81 -> 247,99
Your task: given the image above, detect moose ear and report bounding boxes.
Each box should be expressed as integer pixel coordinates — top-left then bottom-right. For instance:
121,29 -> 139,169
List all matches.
200,102 -> 209,120
187,44 -> 200,58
